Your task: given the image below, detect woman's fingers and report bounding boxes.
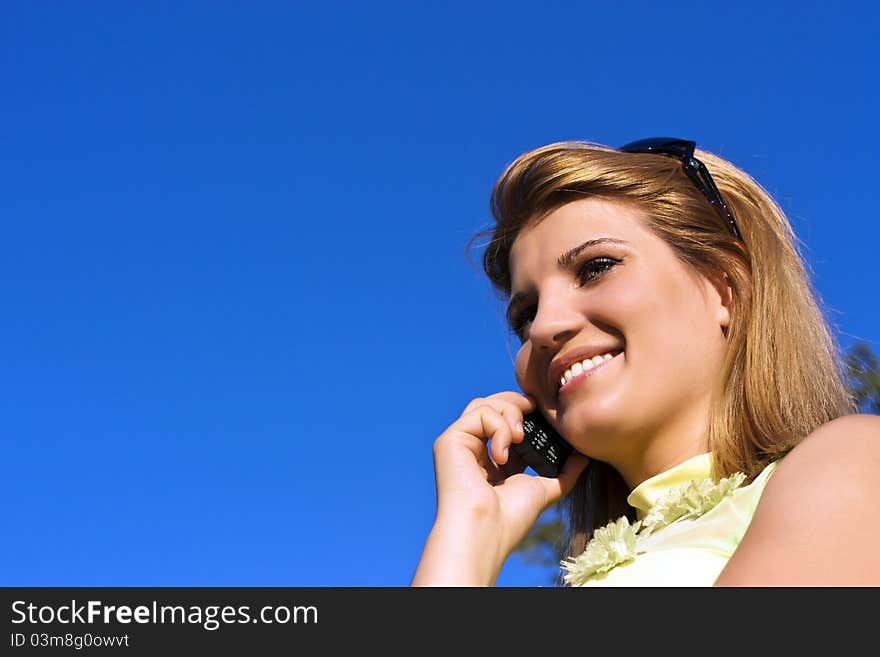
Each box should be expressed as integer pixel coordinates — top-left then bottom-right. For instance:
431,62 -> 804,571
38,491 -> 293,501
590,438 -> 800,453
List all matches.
459,392 -> 536,465
435,404 -> 511,465
476,405 -> 515,467
463,391 -> 535,415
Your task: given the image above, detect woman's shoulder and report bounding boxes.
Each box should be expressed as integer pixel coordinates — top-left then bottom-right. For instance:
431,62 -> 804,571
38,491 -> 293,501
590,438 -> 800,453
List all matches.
773,412 -> 880,484
800,412 -> 880,445
763,413 -> 880,509
713,413 -> 880,585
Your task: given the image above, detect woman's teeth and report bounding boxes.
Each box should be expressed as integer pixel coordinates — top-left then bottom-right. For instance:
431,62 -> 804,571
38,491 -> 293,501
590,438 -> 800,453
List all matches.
559,352 -> 617,389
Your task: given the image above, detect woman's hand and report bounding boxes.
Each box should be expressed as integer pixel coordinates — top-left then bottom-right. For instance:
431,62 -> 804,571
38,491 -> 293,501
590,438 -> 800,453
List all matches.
410,391 -> 589,586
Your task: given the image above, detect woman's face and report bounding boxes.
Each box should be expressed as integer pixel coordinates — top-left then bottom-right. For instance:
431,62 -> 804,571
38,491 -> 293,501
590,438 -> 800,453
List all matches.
508,198 -> 731,476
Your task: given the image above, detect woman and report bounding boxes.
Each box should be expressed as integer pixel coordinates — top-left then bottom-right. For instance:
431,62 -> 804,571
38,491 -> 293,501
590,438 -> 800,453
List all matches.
411,138 -> 880,586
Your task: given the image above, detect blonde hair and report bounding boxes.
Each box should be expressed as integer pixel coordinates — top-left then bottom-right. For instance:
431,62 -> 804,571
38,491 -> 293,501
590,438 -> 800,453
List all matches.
468,140 -> 858,559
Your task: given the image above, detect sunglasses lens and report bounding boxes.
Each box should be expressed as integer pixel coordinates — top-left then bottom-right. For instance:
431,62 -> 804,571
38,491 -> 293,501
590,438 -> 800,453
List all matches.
619,138 -> 694,158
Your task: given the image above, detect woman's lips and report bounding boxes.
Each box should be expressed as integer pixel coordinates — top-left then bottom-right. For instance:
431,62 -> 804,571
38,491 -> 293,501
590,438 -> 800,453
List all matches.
558,350 -> 623,399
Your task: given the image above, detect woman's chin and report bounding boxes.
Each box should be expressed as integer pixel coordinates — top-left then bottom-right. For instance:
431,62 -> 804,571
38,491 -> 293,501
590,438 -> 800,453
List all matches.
557,400 -> 627,450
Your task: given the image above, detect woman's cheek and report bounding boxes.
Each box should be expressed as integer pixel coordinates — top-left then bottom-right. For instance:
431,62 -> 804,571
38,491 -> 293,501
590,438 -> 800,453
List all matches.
596,277 -> 639,312
513,343 -> 532,390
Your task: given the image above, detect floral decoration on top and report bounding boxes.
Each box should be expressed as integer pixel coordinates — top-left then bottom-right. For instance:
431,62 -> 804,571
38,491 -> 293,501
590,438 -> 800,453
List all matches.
560,471 -> 746,586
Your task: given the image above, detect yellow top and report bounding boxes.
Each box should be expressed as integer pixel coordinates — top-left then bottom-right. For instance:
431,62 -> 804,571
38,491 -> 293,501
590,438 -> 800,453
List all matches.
572,452 -> 780,587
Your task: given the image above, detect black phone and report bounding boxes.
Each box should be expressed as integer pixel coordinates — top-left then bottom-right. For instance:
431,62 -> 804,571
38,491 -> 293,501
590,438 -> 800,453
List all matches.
511,412 -> 574,478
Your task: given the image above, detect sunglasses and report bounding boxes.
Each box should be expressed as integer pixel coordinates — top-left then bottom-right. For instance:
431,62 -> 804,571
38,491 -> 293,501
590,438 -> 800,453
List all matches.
618,137 -> 743,242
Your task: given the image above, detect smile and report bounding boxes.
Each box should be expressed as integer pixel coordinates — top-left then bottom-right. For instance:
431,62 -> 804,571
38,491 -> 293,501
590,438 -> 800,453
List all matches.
558,350 -> 623,395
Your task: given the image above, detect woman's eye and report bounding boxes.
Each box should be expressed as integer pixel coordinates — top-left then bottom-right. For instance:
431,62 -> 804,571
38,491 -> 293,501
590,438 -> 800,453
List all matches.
577,257 -> 619,285
509,305 -> 536,342
508,258 -> 620,342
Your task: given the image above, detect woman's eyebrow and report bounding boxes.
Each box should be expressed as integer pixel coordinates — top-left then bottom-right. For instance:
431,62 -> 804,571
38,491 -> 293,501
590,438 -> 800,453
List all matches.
506,237 -> 631,325
557,237 -> 630,267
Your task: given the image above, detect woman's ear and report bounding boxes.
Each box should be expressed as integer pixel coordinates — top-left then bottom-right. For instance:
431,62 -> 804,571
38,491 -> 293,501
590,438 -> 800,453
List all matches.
704,269 -> 733,333
714,271 -> 733,331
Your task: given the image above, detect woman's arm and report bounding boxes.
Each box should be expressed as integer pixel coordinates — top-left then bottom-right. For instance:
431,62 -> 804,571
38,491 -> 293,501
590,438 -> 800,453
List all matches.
410,391 -> 589,586
714,413 -> 880,586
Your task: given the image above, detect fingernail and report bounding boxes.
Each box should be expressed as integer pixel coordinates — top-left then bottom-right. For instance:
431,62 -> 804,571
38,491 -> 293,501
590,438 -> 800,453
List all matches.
515,422 -> 523,434
503,447 -> 509,461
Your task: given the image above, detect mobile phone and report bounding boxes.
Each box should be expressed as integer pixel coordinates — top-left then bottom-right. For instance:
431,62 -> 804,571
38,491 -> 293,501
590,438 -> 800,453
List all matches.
511,412 -> 574,478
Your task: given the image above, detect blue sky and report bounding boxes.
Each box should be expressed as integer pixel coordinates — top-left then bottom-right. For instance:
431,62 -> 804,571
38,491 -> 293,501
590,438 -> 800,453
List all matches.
2,2 -> 877,587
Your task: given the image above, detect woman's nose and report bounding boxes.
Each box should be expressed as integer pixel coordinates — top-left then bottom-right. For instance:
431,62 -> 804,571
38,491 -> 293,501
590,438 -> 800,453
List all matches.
528,293 -> 583,349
